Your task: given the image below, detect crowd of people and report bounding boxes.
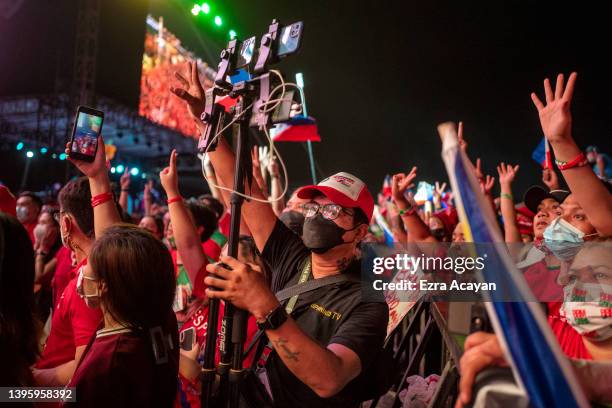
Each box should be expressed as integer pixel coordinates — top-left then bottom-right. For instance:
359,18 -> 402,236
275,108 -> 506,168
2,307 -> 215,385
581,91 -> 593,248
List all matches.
1,66 -> 611,408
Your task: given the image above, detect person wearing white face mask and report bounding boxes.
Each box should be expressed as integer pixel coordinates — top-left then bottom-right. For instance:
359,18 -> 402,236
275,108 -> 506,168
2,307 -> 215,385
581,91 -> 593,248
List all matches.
65,225 -> 178,408
16,191 -> 42,245
456,241 -> 612,408
32,209 -> 61,323
543,193 -> 600,262
550,241 -> 612,360
32,177 -> 102,387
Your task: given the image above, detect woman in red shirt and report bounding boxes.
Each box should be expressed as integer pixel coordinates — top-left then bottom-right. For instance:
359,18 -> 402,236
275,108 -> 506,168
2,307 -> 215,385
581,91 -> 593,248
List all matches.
63,225 -> 178,407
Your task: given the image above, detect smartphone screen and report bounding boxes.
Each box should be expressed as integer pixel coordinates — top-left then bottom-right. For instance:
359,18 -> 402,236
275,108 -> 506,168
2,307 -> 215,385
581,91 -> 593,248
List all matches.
236,36 -> 256,69
71,107 -> 103,162
277,22 -> 303,57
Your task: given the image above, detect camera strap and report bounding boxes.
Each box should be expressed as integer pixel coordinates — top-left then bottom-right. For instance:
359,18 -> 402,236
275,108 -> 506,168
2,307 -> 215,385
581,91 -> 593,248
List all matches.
245,256 -> 356,369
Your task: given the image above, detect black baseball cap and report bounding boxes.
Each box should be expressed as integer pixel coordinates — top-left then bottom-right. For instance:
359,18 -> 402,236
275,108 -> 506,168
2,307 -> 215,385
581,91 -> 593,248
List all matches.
523,186 -> 570,214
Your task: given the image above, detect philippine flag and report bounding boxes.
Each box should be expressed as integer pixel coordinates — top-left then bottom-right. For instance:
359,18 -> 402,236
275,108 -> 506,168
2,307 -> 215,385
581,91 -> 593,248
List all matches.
438,122 -> 588,408
269,115 -> 321,142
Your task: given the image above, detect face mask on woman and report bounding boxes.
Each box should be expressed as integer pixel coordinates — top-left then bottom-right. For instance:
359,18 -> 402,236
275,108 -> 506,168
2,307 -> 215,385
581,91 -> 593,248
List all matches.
34,224 -> 47,243
543,218 -> 593,261
561,281 -> 612,342
76,266 -> 101,308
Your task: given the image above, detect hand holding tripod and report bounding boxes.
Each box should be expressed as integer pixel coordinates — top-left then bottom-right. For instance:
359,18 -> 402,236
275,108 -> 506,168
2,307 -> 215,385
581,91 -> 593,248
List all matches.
196,19 -> 304,408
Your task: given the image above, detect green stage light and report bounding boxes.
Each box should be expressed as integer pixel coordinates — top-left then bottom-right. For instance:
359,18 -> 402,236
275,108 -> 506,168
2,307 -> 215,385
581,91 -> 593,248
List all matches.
40,147 -> 48,154
191,4 -> 201,15
16,142 -> 24,151
229,30 -> 237,39
201,2 -> 210,14
214,16 -> 222,26
59,153 -> 67,161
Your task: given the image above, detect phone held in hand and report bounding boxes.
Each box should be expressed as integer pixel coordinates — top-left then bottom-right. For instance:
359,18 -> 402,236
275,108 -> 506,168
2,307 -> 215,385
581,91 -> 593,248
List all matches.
69,106 -> 104,162
180,327 -> 196,352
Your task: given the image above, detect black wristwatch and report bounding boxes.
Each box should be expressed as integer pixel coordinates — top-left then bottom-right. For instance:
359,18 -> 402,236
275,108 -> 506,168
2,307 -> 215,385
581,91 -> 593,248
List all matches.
257,304 -> 288,331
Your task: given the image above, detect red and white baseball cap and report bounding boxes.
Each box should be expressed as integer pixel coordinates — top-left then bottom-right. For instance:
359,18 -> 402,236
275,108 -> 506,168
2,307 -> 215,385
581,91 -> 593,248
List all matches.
297,172 -> 374,222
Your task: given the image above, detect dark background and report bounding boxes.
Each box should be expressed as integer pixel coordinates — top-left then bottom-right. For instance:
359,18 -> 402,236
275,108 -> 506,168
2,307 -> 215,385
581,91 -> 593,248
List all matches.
1,0 -> 611,199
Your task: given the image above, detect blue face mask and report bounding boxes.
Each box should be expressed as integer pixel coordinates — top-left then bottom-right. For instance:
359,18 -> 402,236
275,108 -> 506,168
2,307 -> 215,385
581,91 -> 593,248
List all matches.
543,217 -> 586,261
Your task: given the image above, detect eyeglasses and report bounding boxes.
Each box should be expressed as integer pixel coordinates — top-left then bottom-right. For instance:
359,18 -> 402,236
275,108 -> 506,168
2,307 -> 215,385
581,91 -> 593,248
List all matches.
302,202 -> 354,221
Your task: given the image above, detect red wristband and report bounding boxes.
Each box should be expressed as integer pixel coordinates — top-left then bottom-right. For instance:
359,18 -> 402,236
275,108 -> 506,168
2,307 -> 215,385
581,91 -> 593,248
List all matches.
91,192 -> 113,208
556,152 -> 588,171
167,196 -> 183,205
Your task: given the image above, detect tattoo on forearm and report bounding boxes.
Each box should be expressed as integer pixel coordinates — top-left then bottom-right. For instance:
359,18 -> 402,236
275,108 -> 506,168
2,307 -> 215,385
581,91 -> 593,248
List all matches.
273,338 -> 300,362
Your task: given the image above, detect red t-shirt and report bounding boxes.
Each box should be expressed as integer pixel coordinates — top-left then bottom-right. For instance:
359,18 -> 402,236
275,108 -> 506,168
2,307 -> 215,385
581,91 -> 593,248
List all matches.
522,260 -> 564,302
52,247 -> 74,308
65,323 -> 179,408
23,222 -> 36,246
548,302 -> 593,360
36,259 -> 103,370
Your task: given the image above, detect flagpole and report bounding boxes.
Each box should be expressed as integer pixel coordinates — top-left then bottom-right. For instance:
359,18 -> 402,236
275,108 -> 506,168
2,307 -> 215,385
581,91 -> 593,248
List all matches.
296,73 -> 317,184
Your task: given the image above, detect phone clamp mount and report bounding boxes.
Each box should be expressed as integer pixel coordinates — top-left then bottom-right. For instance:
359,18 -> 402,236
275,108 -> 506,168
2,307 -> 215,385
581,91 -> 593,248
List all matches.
197,19 -> 303,408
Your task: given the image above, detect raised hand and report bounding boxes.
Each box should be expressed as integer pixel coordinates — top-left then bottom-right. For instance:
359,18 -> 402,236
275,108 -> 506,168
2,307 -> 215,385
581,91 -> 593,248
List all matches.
542,168 -> 559,191
474,158 -> 484,182
391,166 -> 418,204
65,135 -> 108,181
435,181 -> 447,197
144,179 -> 153,195
120,168 -> 131,190
159,150 -> 179,197
496,162 -> 520,186
170,61 -> 206,122
480,174 -> 495,195
530,72 -> 577,145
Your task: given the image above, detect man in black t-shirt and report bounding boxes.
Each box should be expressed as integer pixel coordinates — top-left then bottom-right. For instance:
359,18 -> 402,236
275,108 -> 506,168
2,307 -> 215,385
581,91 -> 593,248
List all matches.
172,67 -> 388,407
204,144 -> 388,407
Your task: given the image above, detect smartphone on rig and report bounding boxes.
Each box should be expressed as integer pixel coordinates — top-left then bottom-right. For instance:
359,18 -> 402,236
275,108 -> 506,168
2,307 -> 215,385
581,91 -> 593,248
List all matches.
277,21 -> 303,57
69,106 -> 104,162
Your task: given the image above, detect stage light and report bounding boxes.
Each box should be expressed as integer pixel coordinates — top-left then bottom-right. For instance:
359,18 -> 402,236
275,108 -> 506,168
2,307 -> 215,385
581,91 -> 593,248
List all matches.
116,164 -> 125,173
59,153 -> 67,161
201,2 -> 210,14
229,30 -> 237,39
16,142 -> 24,151
214,16 -> 222,26
296,72 -> 305,88
52,154 -> 57,159
141,173 -> 147,179
110,167 -> 116,174
191,4 -> 201,15
130,167 -> 140,176
26,150 -> 34,158
40,147 -> 48,154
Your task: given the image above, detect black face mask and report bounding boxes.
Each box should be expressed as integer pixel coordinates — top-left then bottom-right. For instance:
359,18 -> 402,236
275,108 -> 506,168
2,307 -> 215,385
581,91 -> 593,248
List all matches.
302,214 -> 358,254
279,210 -> 305,236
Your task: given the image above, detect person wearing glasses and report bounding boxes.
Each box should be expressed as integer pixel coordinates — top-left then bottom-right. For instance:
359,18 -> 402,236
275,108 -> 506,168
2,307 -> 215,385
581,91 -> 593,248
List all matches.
176,67 -> 387,406
207,141 -> 388,406
32,177 -> 102,387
